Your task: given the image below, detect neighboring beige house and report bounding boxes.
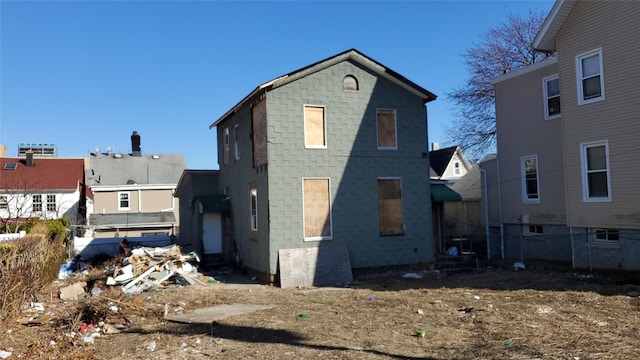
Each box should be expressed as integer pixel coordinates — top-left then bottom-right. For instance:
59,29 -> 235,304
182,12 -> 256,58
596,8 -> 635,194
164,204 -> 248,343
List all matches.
429,144 -> 481,256
429,144 -> 472,181
485,0 -> 640,270
87,132 -> 185,240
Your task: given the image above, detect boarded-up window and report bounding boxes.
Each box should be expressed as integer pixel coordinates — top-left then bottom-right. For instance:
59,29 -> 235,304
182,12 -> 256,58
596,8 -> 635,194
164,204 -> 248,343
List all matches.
303,178 -> 332,240
377,109 -> 397,149
252,99 -> 268,167
304,106 -> 326,148
377,178 -> 404,235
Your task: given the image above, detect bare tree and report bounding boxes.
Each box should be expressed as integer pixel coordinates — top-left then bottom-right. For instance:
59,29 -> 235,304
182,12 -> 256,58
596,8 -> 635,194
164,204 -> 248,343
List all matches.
447,11 -> 548,158
0,175 -> 39,233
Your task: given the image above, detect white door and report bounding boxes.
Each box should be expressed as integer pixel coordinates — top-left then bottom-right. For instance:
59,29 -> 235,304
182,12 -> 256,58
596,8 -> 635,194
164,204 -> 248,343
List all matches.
202,213 -> 222,254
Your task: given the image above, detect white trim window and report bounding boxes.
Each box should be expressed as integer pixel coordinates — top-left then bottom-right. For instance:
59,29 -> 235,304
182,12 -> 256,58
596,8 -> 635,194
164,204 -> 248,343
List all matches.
249,185 -> 258,232
592,228 -> 619,242
581,141 -> 611,202
302,177 -> 333,241
453,161 -> 461,176
524,224 -> 543,236
32,194 -> 42,212
118,191 -> 131,210
46,194 -> 56,212
304,105 -> 327,149
377,108 -> 397,150
543,75 -> 561,119
234,124 -> 240,161
0,195 -> 8,210
223,127 -> 230,165
576,48 -> 604,105
377,177 -> 404,235
521,155 -> 540,203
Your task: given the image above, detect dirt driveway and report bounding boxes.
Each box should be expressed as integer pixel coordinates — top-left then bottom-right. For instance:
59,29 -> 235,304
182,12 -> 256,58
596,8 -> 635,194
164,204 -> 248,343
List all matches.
3,261 -> 640,359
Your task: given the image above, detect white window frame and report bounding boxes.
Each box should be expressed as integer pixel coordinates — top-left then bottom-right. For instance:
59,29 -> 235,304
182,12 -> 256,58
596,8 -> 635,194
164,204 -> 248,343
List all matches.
591,228 -> 619,242
543,74 -> 561,120
453,161 -> 461,176
233,124 -> 240,161
377,177 -> 405,236
524,224 -> 543,236
118,191 -> 131,210
302,177 -> 333,241
32,194 -> 42,213
580,140 -> 611,202
250,186 -> 258,232
303,105 -> 327,149
576,48 -> 605,105
223,127 -> 230,165
46,194 -> 57,212
0,195 -> 8,210
521,155 -> 540,204
376,108 -> 398,150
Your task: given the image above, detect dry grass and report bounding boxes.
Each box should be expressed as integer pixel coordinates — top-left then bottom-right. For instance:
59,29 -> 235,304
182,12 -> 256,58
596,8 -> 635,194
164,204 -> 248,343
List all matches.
0,223 -> 65,325
2,264 -> 640,359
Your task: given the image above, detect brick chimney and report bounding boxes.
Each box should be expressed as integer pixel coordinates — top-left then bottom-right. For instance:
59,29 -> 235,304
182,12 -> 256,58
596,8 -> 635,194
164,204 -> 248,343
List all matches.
131,131 -> 142,157
26,151 -> 34,167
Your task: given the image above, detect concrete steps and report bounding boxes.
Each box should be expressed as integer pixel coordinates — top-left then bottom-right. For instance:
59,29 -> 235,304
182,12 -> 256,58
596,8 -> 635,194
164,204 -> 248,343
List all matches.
436,254 -> 478,275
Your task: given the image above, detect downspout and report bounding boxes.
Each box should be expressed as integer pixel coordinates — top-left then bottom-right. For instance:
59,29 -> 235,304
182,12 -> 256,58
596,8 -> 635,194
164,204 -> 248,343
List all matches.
569,226 -> 575,268
496,156 -> 505,259
480,168 -> 490,260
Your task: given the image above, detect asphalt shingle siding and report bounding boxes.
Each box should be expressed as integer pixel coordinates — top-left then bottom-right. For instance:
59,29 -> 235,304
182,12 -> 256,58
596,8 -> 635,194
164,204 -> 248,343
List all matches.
218,54 -> 434,276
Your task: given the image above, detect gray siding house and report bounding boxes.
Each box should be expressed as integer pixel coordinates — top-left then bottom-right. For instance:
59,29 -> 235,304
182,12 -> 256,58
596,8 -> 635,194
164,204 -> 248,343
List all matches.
485,0 -> 640,270
211,49 -> 437,283
88,132 -> 185,240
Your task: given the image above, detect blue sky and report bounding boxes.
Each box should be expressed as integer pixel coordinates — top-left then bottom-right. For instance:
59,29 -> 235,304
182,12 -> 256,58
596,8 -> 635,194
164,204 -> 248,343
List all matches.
0,0 -> 553,169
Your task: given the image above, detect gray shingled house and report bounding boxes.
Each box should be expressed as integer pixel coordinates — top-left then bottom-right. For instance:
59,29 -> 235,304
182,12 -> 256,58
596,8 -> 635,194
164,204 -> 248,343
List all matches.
211,49 -> 437,284
88,132 -> 185,241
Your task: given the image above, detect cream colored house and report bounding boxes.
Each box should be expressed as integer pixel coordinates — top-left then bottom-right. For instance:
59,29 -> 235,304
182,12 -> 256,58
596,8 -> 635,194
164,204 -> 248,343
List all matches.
87,132 -> 185,240
485,0 -> 640,270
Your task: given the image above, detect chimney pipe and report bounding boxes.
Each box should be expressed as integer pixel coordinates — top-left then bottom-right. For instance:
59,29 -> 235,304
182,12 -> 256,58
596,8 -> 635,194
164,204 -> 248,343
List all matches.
131,131 -> 142,157
26,151 -> 34,167
432,142 -> 440,151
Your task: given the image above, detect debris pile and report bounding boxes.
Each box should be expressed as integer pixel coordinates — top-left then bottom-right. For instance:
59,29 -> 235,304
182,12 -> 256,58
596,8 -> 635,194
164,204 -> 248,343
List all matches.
107,244 -> 205,293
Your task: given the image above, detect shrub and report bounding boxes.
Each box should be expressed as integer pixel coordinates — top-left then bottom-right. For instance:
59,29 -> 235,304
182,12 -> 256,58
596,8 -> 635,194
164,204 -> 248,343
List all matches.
0,218 -> 68,325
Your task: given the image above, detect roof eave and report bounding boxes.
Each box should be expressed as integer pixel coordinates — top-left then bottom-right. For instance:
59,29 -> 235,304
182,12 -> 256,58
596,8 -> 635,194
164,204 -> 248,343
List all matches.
533,0 -> 577,52
210,49 -> 436,129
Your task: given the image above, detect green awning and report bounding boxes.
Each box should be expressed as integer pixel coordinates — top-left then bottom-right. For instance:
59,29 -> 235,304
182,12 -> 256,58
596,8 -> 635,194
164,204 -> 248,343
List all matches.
199,195 -> 229,213
431,183 -> 462,202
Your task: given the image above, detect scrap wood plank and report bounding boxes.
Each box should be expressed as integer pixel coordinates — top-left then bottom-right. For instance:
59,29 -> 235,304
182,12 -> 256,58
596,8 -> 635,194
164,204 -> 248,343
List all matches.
121,265 -> 160,292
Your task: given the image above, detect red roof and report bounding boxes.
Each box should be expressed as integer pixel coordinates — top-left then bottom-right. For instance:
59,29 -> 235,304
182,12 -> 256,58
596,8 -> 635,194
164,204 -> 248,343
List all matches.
0,157 -> 85,191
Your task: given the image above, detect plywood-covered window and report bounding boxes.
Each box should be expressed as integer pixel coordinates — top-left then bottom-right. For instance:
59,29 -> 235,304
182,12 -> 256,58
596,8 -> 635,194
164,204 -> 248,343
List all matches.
303,178 -> 332,240
377,109 -> 397,150
377,178 -> 404,235
304,105 -> 327,148
251,99 -> 268,167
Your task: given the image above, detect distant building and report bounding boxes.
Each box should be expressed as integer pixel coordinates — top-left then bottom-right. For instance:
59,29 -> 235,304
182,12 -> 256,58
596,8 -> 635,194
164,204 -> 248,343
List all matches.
87,131 -> 185,239
18,143 -> 58,157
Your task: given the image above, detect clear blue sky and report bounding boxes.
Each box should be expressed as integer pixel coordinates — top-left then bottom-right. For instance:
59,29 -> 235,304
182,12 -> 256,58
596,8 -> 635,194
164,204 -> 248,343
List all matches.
0,0 -> 553,169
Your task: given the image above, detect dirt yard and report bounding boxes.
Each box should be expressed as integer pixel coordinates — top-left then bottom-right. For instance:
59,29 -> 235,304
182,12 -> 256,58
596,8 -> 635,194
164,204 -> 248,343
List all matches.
3,261 -> 640,360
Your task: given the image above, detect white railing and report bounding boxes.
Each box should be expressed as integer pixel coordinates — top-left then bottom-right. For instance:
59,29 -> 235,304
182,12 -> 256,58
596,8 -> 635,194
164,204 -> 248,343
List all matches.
0,231 -> 27,242
72,235 -> 173,258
